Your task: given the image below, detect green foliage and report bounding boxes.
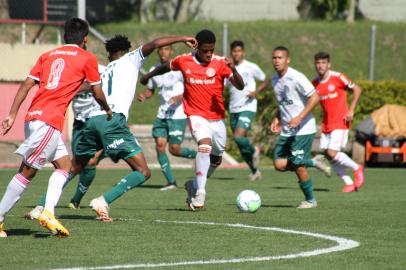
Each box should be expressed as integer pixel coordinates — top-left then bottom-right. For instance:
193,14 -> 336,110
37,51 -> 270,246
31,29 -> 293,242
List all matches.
251,80 -> 406,156
298,0 -> 351,20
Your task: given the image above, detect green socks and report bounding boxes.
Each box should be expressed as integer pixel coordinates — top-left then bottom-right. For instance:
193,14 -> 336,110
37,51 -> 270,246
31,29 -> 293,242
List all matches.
299,178 -> 315,202
70,166 -> 96,204
103,171 -> 146,204
234,136 -> 256,174
180,147 -> 197,159
158,152 -> 175,184
304,159 -> 315,168
38,172 -> 76,207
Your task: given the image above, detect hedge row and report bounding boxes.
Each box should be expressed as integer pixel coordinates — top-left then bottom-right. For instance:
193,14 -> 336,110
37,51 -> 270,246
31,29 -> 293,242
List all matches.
225,81 -> 406,158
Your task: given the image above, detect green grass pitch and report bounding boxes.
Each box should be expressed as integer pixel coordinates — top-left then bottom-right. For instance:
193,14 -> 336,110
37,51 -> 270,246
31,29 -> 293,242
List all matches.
0,167 -> 405,270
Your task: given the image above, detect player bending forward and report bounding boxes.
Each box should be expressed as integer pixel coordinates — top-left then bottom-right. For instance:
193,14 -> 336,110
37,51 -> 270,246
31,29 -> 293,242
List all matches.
141,29 -> 244,210
0,18 -> 111,237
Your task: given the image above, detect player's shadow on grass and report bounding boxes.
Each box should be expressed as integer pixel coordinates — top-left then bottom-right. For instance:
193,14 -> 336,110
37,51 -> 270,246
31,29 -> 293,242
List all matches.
58,214 -> 97,221
272,186 -> 330,192
138,184 -> 166,189
6,228 -> 41,237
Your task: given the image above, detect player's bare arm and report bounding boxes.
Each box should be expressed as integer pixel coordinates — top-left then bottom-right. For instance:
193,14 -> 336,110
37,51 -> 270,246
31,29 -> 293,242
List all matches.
137,89 -> 154,102
225,58 -> 244,90
141,36 -> 197,58
345,84 -> 362,123
247,78 -> 270,98
140,62 -> 171,85
1,77 -> 37,135
288,91 -> 320,128
169,94 -> 183,105
91,84 -> 113,120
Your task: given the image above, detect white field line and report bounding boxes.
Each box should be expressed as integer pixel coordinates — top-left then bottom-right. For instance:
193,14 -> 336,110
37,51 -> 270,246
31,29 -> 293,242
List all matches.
40,219 -> 359,270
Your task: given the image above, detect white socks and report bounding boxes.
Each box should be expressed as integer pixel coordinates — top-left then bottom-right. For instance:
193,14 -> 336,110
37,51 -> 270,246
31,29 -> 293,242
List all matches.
194,144 -> 211,194
0,173 -> 30,222
332,163 -> 354,185
333,152 -> 359,171
44,169 -> 68,215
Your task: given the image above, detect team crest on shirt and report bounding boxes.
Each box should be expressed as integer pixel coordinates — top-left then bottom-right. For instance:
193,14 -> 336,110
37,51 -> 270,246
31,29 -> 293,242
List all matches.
206,68 -> 216,77
328,84 -> 336,92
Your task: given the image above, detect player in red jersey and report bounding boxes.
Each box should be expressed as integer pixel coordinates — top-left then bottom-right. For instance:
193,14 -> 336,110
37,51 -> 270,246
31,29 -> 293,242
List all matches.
0,18 -> 111,238
311,52 -> 364,192
141,29 -> 244,210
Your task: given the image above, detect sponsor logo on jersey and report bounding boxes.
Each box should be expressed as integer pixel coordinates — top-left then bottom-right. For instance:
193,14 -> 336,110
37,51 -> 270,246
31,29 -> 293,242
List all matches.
279,99 -> 293,106
320,91 -> 338,100
107,138 -> 125,149
188,77 -> 216,85
169,130 -> 184,136
206,68 -> 216,77
49,50 -> 78,56
27,110 -> 43,117
328,84 -> 336,92
186,69 -> 191,74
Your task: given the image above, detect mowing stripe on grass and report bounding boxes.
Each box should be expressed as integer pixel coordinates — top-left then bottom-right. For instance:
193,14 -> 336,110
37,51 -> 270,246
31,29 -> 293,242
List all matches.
41,219 -> 360,270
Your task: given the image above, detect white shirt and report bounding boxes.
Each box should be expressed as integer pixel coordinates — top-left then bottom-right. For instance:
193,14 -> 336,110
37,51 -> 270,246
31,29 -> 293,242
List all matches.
72,65 -> 106,122
147,65 -> 186,119
271,67 -> 316,137
225,59 -> 266,113
89,46 -> 146,119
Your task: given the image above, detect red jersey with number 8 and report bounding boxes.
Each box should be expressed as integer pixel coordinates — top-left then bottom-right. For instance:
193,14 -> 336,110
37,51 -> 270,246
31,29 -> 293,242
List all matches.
170,53 -> 233,120
26,44 -> 101,131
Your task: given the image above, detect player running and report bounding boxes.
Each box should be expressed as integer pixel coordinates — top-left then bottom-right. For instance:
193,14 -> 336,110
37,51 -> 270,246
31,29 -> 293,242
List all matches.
310,52 -> 364,192
72,34 -> 197,221
225,40 -> 269,181
270,46 -> 320,209
137,45 -> 197,191
25,67 -> 108,220
0,18 -> 111,238
141,29 -> 244,211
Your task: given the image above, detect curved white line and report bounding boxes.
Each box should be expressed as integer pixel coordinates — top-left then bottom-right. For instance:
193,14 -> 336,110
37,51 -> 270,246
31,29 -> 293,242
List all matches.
42,219 -> 359,270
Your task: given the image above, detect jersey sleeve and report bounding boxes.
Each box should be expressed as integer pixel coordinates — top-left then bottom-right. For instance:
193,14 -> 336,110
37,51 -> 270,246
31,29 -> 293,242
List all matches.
339,73 -> 355,89
28,55 -> 43,81
296,74 -> 316,97
170,55 -> 182,71
221,61 -> 233,79
83,54 -> 101,85
127,46 -> 146,70
252,63 -> 266,81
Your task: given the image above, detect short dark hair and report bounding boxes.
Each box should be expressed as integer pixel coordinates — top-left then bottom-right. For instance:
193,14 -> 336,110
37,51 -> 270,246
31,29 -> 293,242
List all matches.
64,18 -> 89,45
196,29 -> 216,45
273,46 -> 289,56
230,40 -> 244,50
105,35 -> 132,55
314,51 -> 330,62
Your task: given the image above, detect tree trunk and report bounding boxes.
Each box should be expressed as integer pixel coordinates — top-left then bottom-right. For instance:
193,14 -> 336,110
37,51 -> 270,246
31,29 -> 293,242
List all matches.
175,0 -> 190,23
0,0 -> 9,19
346,0 -> 356,23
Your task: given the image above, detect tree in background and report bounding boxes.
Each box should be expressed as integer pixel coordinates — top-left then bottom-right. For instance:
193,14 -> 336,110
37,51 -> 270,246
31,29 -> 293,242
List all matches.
297,0 -> 362,21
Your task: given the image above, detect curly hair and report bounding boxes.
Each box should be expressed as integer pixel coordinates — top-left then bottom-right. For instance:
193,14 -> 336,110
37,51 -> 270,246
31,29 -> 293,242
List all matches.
105,35 -> 132,55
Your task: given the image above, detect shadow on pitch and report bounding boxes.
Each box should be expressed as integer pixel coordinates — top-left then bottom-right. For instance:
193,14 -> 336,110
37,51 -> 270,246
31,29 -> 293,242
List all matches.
5,228 -> 42,237
211,177 -> 236,180
138,184 -> 165,189
272,186 -> 330,192
58,214 -> 96,221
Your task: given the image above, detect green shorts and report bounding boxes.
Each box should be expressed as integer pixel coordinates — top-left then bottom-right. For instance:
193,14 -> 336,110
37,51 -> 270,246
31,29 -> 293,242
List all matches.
273,133 -> 315,166
76,113 -> 143,162
152,118 -> 187,145
229,111 -> 256,131
71,120 -> 86,156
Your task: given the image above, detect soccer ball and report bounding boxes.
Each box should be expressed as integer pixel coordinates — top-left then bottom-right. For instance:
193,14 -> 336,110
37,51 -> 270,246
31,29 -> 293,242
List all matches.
236,190 -> 261,213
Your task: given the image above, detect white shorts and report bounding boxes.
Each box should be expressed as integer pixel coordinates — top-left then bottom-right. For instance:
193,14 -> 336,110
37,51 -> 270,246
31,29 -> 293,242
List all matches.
320,129 -> 349,151
15,120 -> 68,169
188,115 -> 226,156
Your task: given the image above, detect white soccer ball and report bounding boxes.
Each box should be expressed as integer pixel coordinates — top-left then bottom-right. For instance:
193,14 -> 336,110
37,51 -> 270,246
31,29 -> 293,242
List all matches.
236,190 -> 261,213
